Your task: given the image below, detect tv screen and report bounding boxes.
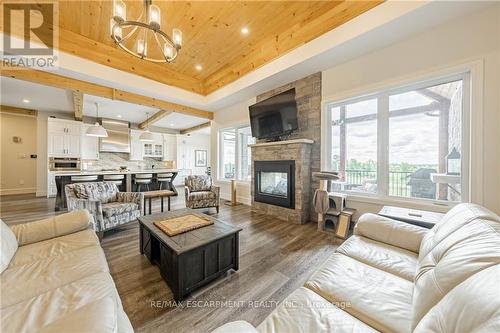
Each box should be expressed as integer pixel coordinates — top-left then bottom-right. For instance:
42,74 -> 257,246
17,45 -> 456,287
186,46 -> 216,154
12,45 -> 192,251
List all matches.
249,88 -> 298,139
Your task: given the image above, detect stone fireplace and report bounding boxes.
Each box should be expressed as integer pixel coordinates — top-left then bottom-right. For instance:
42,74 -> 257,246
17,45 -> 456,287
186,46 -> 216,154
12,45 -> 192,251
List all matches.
250,139 -> 313,224
250,72 -> 321,224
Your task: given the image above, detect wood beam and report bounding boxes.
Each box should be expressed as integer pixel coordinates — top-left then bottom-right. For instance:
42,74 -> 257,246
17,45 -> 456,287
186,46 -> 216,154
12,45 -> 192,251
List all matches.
138,110 -> 173,129
202,1 -> 383,94
180,122 -> 211,135
1,68 -> 213,120
0,105 -> 37,117
72,91 -> 84,120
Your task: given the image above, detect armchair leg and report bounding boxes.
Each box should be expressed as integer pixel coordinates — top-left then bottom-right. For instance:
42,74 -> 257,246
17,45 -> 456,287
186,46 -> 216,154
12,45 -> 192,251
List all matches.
97,231 -> 104,241
216,206 -> 219,214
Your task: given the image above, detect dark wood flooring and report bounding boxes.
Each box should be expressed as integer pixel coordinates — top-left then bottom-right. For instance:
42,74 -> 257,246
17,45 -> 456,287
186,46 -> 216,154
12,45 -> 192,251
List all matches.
0,192 -> 339,332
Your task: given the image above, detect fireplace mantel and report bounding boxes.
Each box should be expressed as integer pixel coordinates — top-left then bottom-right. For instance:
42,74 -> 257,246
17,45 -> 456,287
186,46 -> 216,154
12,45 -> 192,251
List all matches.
249,139 -> 314,148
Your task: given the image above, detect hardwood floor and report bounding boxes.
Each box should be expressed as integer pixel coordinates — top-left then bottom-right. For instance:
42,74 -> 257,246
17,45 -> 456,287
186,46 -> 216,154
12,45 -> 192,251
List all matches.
1,193 -> 340,332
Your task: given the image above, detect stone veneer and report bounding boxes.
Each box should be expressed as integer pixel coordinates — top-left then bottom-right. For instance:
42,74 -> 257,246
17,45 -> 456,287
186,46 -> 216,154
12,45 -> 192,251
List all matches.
251,140 -> 313,224
251,73 -> 322,223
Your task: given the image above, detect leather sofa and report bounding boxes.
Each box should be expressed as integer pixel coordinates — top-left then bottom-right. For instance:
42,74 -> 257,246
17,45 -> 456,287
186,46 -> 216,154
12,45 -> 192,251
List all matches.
65,182 -> 143,237
213,203 -> 500,333
0,210 -> 133,333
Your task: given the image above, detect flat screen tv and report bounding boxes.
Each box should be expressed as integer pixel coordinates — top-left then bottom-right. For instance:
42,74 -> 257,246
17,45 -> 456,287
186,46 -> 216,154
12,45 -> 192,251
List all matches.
249,88 -> 298,140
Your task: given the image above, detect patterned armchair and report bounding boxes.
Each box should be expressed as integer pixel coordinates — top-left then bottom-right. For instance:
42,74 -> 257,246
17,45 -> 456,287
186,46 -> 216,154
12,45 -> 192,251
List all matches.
185,175 -> 220,213
65,182 -> 143,238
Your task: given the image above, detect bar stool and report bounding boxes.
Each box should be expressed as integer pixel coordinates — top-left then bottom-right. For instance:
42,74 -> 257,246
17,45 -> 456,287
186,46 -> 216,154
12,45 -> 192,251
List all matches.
70,175 -> 99,183
134,173 -> 153,192
157,173 -> 173,190
103,174 -> 125,191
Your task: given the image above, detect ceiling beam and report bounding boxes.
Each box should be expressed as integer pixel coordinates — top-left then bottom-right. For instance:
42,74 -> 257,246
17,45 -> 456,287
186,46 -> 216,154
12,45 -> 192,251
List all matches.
0,105 -> 37,116
202,1 -> 383,94
1,68 -> 214,120
138,110 -> 173,129
180,122 -> 211,135
72,91 -> 84,120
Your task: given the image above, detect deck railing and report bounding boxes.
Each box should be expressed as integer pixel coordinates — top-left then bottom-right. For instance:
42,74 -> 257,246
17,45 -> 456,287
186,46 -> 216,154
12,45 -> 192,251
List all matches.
344,169 -> 413,197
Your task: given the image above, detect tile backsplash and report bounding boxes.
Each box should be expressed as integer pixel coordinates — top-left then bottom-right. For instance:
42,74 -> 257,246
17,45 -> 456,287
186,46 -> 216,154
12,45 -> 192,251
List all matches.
82,153 -> 173,171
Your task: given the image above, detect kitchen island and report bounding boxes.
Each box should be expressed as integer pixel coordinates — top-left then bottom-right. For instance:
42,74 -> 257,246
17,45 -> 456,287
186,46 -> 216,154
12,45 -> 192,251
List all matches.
52,169 -> 178,211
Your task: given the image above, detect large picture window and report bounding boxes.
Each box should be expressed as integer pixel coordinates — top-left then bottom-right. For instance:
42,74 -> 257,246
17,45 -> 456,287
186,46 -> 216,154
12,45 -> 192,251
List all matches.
326,74 -> 468,203
219,125 -> 255,181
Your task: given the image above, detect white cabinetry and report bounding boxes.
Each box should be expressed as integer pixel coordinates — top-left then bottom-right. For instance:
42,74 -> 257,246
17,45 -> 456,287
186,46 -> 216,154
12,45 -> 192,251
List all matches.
81,124 -> 99,160
48,119 -> 81,157
130,129 -> 144,161
163,134 -> 177,161
47,172 -> 57,198
143,133 -> 163,158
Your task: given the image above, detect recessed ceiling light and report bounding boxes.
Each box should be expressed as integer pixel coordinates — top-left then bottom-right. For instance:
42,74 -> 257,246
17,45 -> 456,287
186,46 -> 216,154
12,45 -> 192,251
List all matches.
117,114 -> 122,118
195,64 -> 203,71
22,98 -> 30,103
170,123 -> 175,126
241,27 -> 249,35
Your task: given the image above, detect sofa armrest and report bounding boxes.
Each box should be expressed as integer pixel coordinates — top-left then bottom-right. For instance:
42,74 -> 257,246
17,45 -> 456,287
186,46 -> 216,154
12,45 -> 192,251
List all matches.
10,209 -> 93,246
185,186 -> 191,199
210,185 -> 220,199
117,192 -> 144,213
211,321 -> 258,333
67,198 -> 103,231
353,213 -> 428,253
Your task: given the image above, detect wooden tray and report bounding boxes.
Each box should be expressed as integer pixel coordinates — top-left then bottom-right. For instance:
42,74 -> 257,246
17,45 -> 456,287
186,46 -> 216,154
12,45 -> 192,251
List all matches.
154,213 -> 214,236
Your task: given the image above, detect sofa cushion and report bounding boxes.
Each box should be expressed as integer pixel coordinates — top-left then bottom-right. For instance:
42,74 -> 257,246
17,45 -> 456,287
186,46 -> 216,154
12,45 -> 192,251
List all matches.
257,287 -> 379,333
337,235 -> 418,281
1,245 -> 109,308
411,203 -> 500,329
9,229 -> 99,268
0,219 -> 18,274
186,175 -> 212,192
305,253 -> 413,333
1,272 -> 119,333
188,191 -> 216,201
102,202 -> 139,217
73,182 -> 118,203
413,264 -> 500,333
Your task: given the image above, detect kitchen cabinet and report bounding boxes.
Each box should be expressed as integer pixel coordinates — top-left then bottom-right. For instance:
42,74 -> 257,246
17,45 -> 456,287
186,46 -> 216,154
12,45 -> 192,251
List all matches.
48,119 -> 81,157
143,133 -> 163,158
163,134 -> 177,161
47,172 -> 57,198
80,124 -> 99,160
130,129 -> 144,161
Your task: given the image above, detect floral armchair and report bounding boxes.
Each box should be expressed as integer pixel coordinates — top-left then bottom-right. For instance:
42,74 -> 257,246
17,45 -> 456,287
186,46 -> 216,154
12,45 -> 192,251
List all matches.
65,182 -> 143,238
184,175 -> 220,213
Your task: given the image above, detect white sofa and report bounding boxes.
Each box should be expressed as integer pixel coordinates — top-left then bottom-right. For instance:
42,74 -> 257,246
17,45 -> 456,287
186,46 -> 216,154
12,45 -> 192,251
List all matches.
1,210 -> 133,333
214,203 -> 500,333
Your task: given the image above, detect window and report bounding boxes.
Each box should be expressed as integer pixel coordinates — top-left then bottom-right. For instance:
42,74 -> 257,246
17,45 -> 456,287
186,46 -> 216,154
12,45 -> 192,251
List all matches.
219,125 -> 255,181
326,74 -> 467,203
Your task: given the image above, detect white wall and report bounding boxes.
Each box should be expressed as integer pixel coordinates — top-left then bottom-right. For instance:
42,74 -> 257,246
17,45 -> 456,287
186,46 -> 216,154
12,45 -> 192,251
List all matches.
176,132 -> 211,185
322,5 -> 500,215
210,98 -> 255,204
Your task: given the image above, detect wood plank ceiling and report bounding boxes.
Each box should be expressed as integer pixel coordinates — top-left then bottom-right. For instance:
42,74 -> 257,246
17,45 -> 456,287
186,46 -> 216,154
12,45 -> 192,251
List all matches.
4,1 -> 383,95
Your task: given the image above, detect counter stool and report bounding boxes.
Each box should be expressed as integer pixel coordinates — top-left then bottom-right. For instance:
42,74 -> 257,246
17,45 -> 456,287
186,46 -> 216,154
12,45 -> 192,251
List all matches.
157,173 -> 174,190
70,175 -> 98,183
103,174 -> 125,191
134,174 -> 153,192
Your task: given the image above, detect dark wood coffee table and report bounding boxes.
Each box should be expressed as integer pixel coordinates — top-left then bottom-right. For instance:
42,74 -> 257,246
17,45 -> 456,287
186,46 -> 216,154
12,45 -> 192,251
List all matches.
138,208 -> 242,301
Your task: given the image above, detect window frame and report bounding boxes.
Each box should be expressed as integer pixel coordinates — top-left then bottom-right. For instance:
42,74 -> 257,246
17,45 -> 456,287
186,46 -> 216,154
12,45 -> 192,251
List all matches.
218,124 -> 254,182
323,72 -> 471,207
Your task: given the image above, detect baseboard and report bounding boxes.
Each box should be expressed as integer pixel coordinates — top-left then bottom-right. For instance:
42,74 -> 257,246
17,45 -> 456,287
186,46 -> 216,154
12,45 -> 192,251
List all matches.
36,190 -> 47,197
0,187 -> 36,196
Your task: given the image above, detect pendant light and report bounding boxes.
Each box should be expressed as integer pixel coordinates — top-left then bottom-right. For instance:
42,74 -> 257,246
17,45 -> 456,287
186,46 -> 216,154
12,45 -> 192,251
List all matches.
139,112 -> 155,142
86,103 -> 108,137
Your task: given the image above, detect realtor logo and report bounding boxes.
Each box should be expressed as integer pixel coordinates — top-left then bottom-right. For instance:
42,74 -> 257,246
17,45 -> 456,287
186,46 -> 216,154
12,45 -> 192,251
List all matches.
1,1 -> 59,68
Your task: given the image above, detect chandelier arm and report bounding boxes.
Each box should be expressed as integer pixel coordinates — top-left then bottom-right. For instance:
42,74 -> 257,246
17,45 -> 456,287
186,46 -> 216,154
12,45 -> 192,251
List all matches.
153,31 -> 169,62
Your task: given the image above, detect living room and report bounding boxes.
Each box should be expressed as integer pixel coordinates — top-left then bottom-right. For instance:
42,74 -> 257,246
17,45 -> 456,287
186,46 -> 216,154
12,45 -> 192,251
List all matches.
1,1 -> 499,333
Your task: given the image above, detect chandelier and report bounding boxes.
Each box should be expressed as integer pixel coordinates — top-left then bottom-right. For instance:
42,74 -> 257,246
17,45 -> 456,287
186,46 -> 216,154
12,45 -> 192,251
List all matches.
110,0 -> 182,63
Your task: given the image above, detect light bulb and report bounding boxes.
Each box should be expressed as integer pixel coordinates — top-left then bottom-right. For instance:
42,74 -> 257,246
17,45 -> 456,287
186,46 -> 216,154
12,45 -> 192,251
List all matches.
110,18 -> 122,39
136,39 -> 147,57
172,29 -> 182,47
113,0 -> 126,22
163,44 -> 174,59
148,4 -> 161,28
